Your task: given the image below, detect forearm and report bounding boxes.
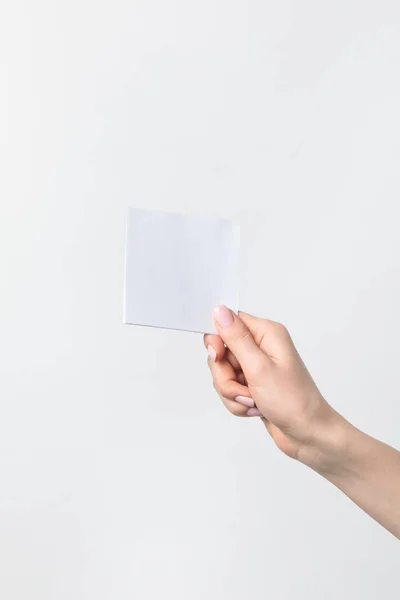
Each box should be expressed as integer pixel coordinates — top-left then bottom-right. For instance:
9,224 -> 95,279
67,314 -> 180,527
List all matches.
300,410 -> 400,539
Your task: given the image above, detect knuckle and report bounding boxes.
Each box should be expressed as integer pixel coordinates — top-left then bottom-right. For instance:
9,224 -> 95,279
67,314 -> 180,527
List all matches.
218,382 -> 229,398
274,321 -> 290,337
234,327 -> 251,344
229,403 -> 246,417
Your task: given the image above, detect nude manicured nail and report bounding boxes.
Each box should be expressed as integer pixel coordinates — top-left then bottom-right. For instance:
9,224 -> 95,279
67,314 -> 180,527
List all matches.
207,345 -> 216,362
235,395 -> 255,408
246,408 -> 263,417
213,305 -> 234,328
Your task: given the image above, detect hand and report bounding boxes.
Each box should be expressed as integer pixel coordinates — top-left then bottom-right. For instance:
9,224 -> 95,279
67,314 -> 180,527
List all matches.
205,306 -> 400,539
204,305 -> 336,461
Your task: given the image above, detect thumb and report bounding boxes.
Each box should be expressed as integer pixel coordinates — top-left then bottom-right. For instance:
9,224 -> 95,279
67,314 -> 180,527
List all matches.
213,305 -> 268,380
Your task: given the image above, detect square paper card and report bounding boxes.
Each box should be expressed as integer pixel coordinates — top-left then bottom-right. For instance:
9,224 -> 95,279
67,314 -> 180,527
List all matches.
123,208 -> 240,334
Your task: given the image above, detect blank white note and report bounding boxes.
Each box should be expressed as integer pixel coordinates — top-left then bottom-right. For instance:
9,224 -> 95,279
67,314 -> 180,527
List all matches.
123,208 -> 240,334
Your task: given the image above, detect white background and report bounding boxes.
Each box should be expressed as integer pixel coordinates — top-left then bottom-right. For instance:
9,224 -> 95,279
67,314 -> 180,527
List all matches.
1,1 -> 400,598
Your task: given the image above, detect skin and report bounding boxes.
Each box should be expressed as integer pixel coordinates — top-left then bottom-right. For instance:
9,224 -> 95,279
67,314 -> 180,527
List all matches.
204,305 -> 400,540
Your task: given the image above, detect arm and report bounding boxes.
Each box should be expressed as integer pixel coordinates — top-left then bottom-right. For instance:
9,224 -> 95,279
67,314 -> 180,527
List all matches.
301,412 -> 400,539
204,306 -> 400,539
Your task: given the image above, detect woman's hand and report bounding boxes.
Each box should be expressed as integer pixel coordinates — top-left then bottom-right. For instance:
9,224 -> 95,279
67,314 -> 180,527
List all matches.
204,305 -> 336,462
205,305 -> 400,539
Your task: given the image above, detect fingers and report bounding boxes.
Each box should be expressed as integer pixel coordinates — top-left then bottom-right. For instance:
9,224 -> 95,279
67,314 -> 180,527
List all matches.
203,333 -> 242,373
225,348 -> 242,372
206,311 -> 294,364
203,333 -> 225,362
213,306 -> 269,382
207,356 -> 260,415
238,311 -> 295,359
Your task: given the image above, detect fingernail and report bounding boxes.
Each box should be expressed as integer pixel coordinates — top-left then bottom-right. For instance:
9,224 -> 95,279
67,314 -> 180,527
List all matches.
235,395 -> 255,408
213,305 -> 234,328
207,345 -> 216,362
246,408 -> 263,417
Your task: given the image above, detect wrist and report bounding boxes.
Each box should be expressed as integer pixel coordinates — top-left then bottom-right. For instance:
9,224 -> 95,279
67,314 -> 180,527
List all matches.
297,405 -> 356,477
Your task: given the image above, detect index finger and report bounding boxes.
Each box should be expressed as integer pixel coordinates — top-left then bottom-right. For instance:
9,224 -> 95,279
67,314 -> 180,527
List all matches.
203,333 -> 225,362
